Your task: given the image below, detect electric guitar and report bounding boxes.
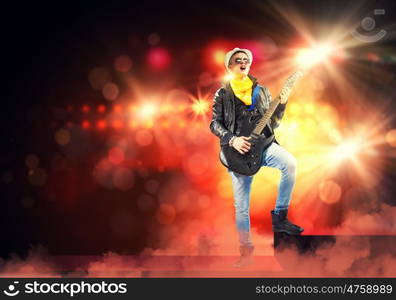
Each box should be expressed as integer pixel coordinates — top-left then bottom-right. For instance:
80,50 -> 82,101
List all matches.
219,71 -> 303,175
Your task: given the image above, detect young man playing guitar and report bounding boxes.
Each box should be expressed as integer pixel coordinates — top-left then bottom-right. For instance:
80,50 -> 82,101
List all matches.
209,48 -> 303,267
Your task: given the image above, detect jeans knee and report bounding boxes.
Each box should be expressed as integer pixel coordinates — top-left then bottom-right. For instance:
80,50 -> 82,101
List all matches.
282,156 -> 297,176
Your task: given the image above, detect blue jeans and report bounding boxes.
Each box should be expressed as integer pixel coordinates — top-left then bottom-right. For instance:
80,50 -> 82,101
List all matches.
227,142 -> 297,247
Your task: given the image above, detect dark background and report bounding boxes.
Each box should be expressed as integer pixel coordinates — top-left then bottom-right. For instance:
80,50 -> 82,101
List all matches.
1,0 -> 396,258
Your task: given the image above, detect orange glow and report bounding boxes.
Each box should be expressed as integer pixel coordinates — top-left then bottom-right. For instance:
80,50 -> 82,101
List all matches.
214,49 -> 226,66
128,120 -> 137,129
385,129 -> 396,147
113,104 -> 122,113
112,120 -> 123,129
144,120 -> 154,128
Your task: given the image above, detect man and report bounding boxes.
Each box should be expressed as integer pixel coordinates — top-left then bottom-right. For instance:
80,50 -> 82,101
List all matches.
209,48 -> 303,267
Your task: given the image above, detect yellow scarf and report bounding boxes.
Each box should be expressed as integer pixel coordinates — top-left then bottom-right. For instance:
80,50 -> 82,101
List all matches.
230,76 -> 253,105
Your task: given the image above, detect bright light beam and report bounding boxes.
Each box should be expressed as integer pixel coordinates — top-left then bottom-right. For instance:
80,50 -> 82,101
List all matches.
329,138 -> 364,164
139,102 -> 157,120
191,99 -> 210,115
296,43 -> 335,69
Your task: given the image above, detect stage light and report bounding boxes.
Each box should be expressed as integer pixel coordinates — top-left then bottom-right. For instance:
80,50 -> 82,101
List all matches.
224,73 -> 233,81
139,102 -> 157,119
82,120 -> 90,129
330,138 -> 363,163
113,104 -> 122,113
112,120 -> 123,129
82,105 -> 90,113
97,105 -> 106,113
296,43 -> 334,69
97,120 -> 107,130
191,99 -> 210,115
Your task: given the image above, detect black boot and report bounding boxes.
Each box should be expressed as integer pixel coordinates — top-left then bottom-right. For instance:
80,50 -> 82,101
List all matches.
233,245 -> 254,268
271,210 -> 304,235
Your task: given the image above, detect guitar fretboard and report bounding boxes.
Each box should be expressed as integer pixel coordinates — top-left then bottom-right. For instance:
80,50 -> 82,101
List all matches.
251,71 -> 302,136
252,97 -> 280,135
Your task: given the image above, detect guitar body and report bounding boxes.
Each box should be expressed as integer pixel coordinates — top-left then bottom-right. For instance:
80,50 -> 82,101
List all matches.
219,118 -> 274,176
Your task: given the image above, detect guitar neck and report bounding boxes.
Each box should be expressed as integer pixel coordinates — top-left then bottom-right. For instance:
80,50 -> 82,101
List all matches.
252,97 -> 281,135
251,70 -> 302,136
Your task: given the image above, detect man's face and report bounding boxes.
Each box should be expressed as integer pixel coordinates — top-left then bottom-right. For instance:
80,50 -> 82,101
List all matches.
228,52 -> 251,78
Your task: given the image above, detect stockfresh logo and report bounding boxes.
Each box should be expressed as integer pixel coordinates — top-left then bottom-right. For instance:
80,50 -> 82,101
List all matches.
3,281 -> 20,297
2,280 -> 127,297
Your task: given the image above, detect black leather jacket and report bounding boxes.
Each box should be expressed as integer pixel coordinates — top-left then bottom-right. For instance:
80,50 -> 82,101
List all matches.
209,75 -> 286,146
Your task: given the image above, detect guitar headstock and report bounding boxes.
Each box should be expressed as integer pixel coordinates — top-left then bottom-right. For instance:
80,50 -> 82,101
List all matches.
279,71 -> 303,102
285,71 -> 303,87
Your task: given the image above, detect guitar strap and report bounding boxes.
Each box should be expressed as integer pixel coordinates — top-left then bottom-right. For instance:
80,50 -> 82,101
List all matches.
246,85 -> 260,111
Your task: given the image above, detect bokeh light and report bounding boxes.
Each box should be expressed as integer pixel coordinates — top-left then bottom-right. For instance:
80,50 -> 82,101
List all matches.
114,55 -> 133,73
135,129 -> 153,146
82,120 -> 90,129
88,67 -> 111,90
145,179 -> 160,194
319,180 -> 342,204
25,154 -> 39,169
28,168 -> 48,186
137,194 -> 156,212
102,82 -> 119,101
147,47 -> 171,70
55,129 -> 71,146
108,147 -> 125,165
97,120 -> 107,130
148,33 -> 160,45
156,203 -> 176,225
98,105 -> 106,113
113,167 -> 134,191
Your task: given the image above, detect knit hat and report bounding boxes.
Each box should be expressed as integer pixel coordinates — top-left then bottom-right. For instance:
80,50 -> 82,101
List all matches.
224,48 -> 253,70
